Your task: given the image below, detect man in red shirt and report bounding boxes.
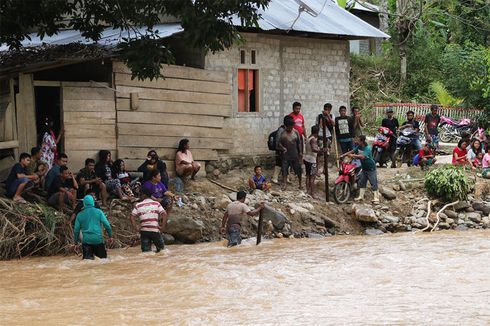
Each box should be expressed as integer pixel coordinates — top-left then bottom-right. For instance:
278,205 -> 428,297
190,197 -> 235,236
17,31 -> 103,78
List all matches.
289,101 -> 307,140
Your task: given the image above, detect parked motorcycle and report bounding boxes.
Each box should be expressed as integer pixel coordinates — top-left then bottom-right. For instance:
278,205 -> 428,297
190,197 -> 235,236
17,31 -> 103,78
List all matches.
333,157 -> 361,204
372,127 -> 394,167
439,116 -> 473,143
395,128 -> 418,167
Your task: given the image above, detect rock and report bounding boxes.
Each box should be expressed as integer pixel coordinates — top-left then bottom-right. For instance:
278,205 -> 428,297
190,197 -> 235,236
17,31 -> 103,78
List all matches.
227,192 -> 237,201
382,215 -> 400,224
213,195 -> 231,210
307,232 -> 323,239
398,180 -> 407,191
195,196 -> 207,208
444,209 -> 458,219
466,212 -> 482,223
162,233 -> 175,245
275,232 -> 284,238
417,204 -> 427,211
322,216 -> 337,228
438,222 -> 450,229
352,204 -> 377,222
281,223 -> 292,237
205,164 -> 215,174
212,169 -> 221,178
458,213 -> 466,220
297,202 -> 314,210
415,218 -> 428,227
392,184 -> 401,191
446,218 -> 455,225
472,202 -> 490,215
365,228 -> 384,236
439,212 -> 448,220
482,216 -> 490,227
261,205 -> 287,230
379,186 -> 396,200
454,225 -> 468,231
415,210 -> 427,218
466,207 -> 475,212
288,203 -> 309,214
380,206 -> 390,211
465,221 -> 476,227
428,213 -> 438,223
165,216 -> 204,243
454,201 -> 471,211
190,203 -> 199,210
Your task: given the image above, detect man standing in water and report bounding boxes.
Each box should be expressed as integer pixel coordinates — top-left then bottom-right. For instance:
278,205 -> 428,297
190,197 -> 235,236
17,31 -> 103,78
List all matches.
73,194 -> 113,259
220,191 -> 265,247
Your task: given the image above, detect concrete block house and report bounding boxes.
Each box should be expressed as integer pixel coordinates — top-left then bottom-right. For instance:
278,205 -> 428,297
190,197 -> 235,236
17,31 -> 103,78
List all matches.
0,0 -> 387,172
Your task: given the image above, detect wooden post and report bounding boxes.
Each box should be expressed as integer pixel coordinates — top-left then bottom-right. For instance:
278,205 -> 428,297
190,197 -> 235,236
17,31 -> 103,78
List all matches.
256,210 -> 263,245
322,116 -> 329,202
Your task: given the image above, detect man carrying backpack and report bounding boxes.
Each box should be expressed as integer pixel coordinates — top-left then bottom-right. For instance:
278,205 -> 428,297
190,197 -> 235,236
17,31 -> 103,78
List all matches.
269,115 -> 294,184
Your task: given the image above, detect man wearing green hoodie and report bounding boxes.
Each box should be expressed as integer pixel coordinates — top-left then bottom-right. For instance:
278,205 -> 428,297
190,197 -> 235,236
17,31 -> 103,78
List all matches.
74,195 -> 113,259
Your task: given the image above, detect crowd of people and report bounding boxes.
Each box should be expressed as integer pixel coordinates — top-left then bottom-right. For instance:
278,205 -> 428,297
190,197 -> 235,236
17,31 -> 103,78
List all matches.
2,104 -> 489,256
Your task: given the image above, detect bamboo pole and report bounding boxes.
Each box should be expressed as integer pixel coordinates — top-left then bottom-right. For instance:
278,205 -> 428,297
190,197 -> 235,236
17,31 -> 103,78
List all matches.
322,115 -> 329,202
256,210 -> 263,245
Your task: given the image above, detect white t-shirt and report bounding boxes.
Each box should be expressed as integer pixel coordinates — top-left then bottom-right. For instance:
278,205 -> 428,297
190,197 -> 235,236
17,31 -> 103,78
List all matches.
131,198 -> 165,233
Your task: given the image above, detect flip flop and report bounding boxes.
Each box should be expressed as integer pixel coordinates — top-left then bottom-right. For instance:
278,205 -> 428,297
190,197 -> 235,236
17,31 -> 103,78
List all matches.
13,197 -> 27,204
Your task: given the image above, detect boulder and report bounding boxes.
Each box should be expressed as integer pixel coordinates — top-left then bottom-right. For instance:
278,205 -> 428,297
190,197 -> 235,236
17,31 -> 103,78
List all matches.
261,205 -> 287,230
307,232 -> 324,239
438,212 -> 448,220
438,222 -> 450,230
444,209 -> 458,219
379,186 -> 396,200
466,212 -> 482,223
228,192 -> 237,201
365,228 -> 384,236
454,225 -> 468,231
482,216 -> 490,227
205,163 -> 215,174
322,216 -> 337,228
466,207 -> 475,212
382,215 -> 400,224
352,204 -> 378,222
453,201 -> 471,211
446,218 -> 455,225
213,195 -> 231,210
288,203 -> 310,214
472,202 -> 490,216
162,233 -> 175,245
415,218 -> 429,227
195,196 -> 207,208
165,216 -> 204,243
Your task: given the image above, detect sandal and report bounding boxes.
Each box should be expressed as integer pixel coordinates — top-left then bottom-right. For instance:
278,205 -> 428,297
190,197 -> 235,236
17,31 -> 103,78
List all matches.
13,197 -> 27,204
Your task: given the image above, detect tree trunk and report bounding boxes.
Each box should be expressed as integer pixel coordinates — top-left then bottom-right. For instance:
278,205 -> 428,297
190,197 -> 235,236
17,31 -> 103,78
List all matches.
378,0 -> 389,33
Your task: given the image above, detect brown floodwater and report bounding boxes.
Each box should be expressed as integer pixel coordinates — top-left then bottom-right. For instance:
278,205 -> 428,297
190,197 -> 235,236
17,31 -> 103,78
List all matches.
1,231 -> 490,325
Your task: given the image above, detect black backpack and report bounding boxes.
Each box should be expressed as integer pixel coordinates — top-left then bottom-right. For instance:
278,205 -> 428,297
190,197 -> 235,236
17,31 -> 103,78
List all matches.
267,128 -> 279,151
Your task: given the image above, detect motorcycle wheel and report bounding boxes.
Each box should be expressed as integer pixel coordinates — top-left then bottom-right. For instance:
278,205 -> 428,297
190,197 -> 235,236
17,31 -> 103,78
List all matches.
334,181 -> 351,204
440,129 -> 452,143
394,149 -> 403,168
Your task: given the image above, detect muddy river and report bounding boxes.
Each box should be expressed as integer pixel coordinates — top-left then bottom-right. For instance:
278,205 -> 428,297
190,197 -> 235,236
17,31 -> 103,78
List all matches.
1,231 -> 489,325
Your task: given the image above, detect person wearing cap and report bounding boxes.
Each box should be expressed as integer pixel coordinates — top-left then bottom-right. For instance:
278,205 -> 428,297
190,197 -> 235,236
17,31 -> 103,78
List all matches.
138,150 -> 169,187
220,191 -> 265,247
381,108 -> 399,168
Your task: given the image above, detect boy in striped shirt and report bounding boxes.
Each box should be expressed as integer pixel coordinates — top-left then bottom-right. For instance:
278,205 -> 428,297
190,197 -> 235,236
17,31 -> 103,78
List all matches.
131,188 -> 168,252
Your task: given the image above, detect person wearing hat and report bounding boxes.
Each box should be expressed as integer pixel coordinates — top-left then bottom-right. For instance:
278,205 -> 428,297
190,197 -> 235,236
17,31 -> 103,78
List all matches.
381,108 -> 400,168
137,150 -> 169,187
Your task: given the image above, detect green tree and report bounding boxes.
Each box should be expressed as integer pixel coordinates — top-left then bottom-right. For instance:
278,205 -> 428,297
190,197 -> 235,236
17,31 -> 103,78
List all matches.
0,0 -> 270,80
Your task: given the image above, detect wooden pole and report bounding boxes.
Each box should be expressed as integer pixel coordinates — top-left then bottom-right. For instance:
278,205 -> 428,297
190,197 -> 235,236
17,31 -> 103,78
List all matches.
322,116 -> 329,202
332,119 -> 340,168
256,210 -> 263,245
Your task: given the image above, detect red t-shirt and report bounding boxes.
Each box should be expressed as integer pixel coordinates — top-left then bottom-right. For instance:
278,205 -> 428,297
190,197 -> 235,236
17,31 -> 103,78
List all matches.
289,112 -> 305,136
452,147 -> 467,164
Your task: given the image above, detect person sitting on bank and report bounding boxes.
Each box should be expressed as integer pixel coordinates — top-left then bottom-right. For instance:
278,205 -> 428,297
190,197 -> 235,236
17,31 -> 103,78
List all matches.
415,143 -> 436,170
5,153 -> 39,203
95,150 -> 127,200
482,146 -> 490,178
341,135 -> 380,204
452,139 -> 473,170
44,153 -> 68,191
77,158 -> 108,207
248,165 -> 271,192
48,166 -> 78,211
131,188 -> 168,253
220,191 -> 265,247
137,150 -> 169,187
175,139 -> 201,180
467,139 -> 484,168
73,194 -> 113,260
114,159 -> 140,199
141,169 -> 177,214
26,147 -> 47,189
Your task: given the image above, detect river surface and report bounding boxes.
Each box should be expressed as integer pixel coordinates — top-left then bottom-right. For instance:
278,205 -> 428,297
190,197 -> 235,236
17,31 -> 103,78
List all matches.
1,231 -> 490,325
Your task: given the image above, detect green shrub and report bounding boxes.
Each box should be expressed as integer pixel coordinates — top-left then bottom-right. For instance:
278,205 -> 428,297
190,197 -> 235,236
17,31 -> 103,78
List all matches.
424,166 -> 470,202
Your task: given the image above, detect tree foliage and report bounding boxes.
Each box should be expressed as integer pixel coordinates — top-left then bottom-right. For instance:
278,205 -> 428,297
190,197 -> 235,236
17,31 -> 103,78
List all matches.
0,0 -> 270,80
424,166 -> 470,202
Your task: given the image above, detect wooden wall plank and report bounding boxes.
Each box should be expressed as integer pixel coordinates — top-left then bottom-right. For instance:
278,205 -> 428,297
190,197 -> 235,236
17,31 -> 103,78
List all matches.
65,137 -> 117,151
63,86 -> 114,100
116,98 -> 231,117
116,86 -> 231,106
63,100 -> 115,112
64,111 -> 116,124
117,111 -> 223,128
64,124 -> 116,138
117,123 -> 229,139
118,147 -> 218,161
123,159 -> 206,177
66,150 -> 99,172
114,72 -> 230,95
16,74 -> 37,153
118,135 -> 231,150
112,61 -> 228,83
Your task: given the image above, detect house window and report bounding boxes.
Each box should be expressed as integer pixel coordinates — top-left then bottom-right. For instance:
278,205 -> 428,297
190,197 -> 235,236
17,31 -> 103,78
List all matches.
251,50 -> 256,64
237,69 -> 259,113
240,50 -> 246,64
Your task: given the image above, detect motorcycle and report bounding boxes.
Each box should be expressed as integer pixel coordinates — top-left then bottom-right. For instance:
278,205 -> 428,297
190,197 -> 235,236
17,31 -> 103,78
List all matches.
439,116 -> 473,143
395,128 -> 418,167
372,127 -> 394,167
333,157 -> 361,204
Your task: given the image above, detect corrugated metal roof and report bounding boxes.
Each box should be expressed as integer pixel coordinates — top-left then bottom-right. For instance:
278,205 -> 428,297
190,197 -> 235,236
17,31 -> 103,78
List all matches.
237,0 -> 388,39
0,23 -> 183,51
347,0 -> 380,13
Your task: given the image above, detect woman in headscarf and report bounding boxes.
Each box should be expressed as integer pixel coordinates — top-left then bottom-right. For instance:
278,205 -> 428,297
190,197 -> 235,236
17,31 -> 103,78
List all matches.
137,150 -> 169,187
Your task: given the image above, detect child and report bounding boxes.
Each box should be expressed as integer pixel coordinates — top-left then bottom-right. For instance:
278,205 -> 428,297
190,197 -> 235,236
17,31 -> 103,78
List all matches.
73,194 -> 113,260
220,191 -> 265,247
131,188 -> 168,253
248,166 -> 271,192
482,147 -> 490,179
113,159 -> 140,198
304,125 -> 322,198
417,143 -> 436,170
